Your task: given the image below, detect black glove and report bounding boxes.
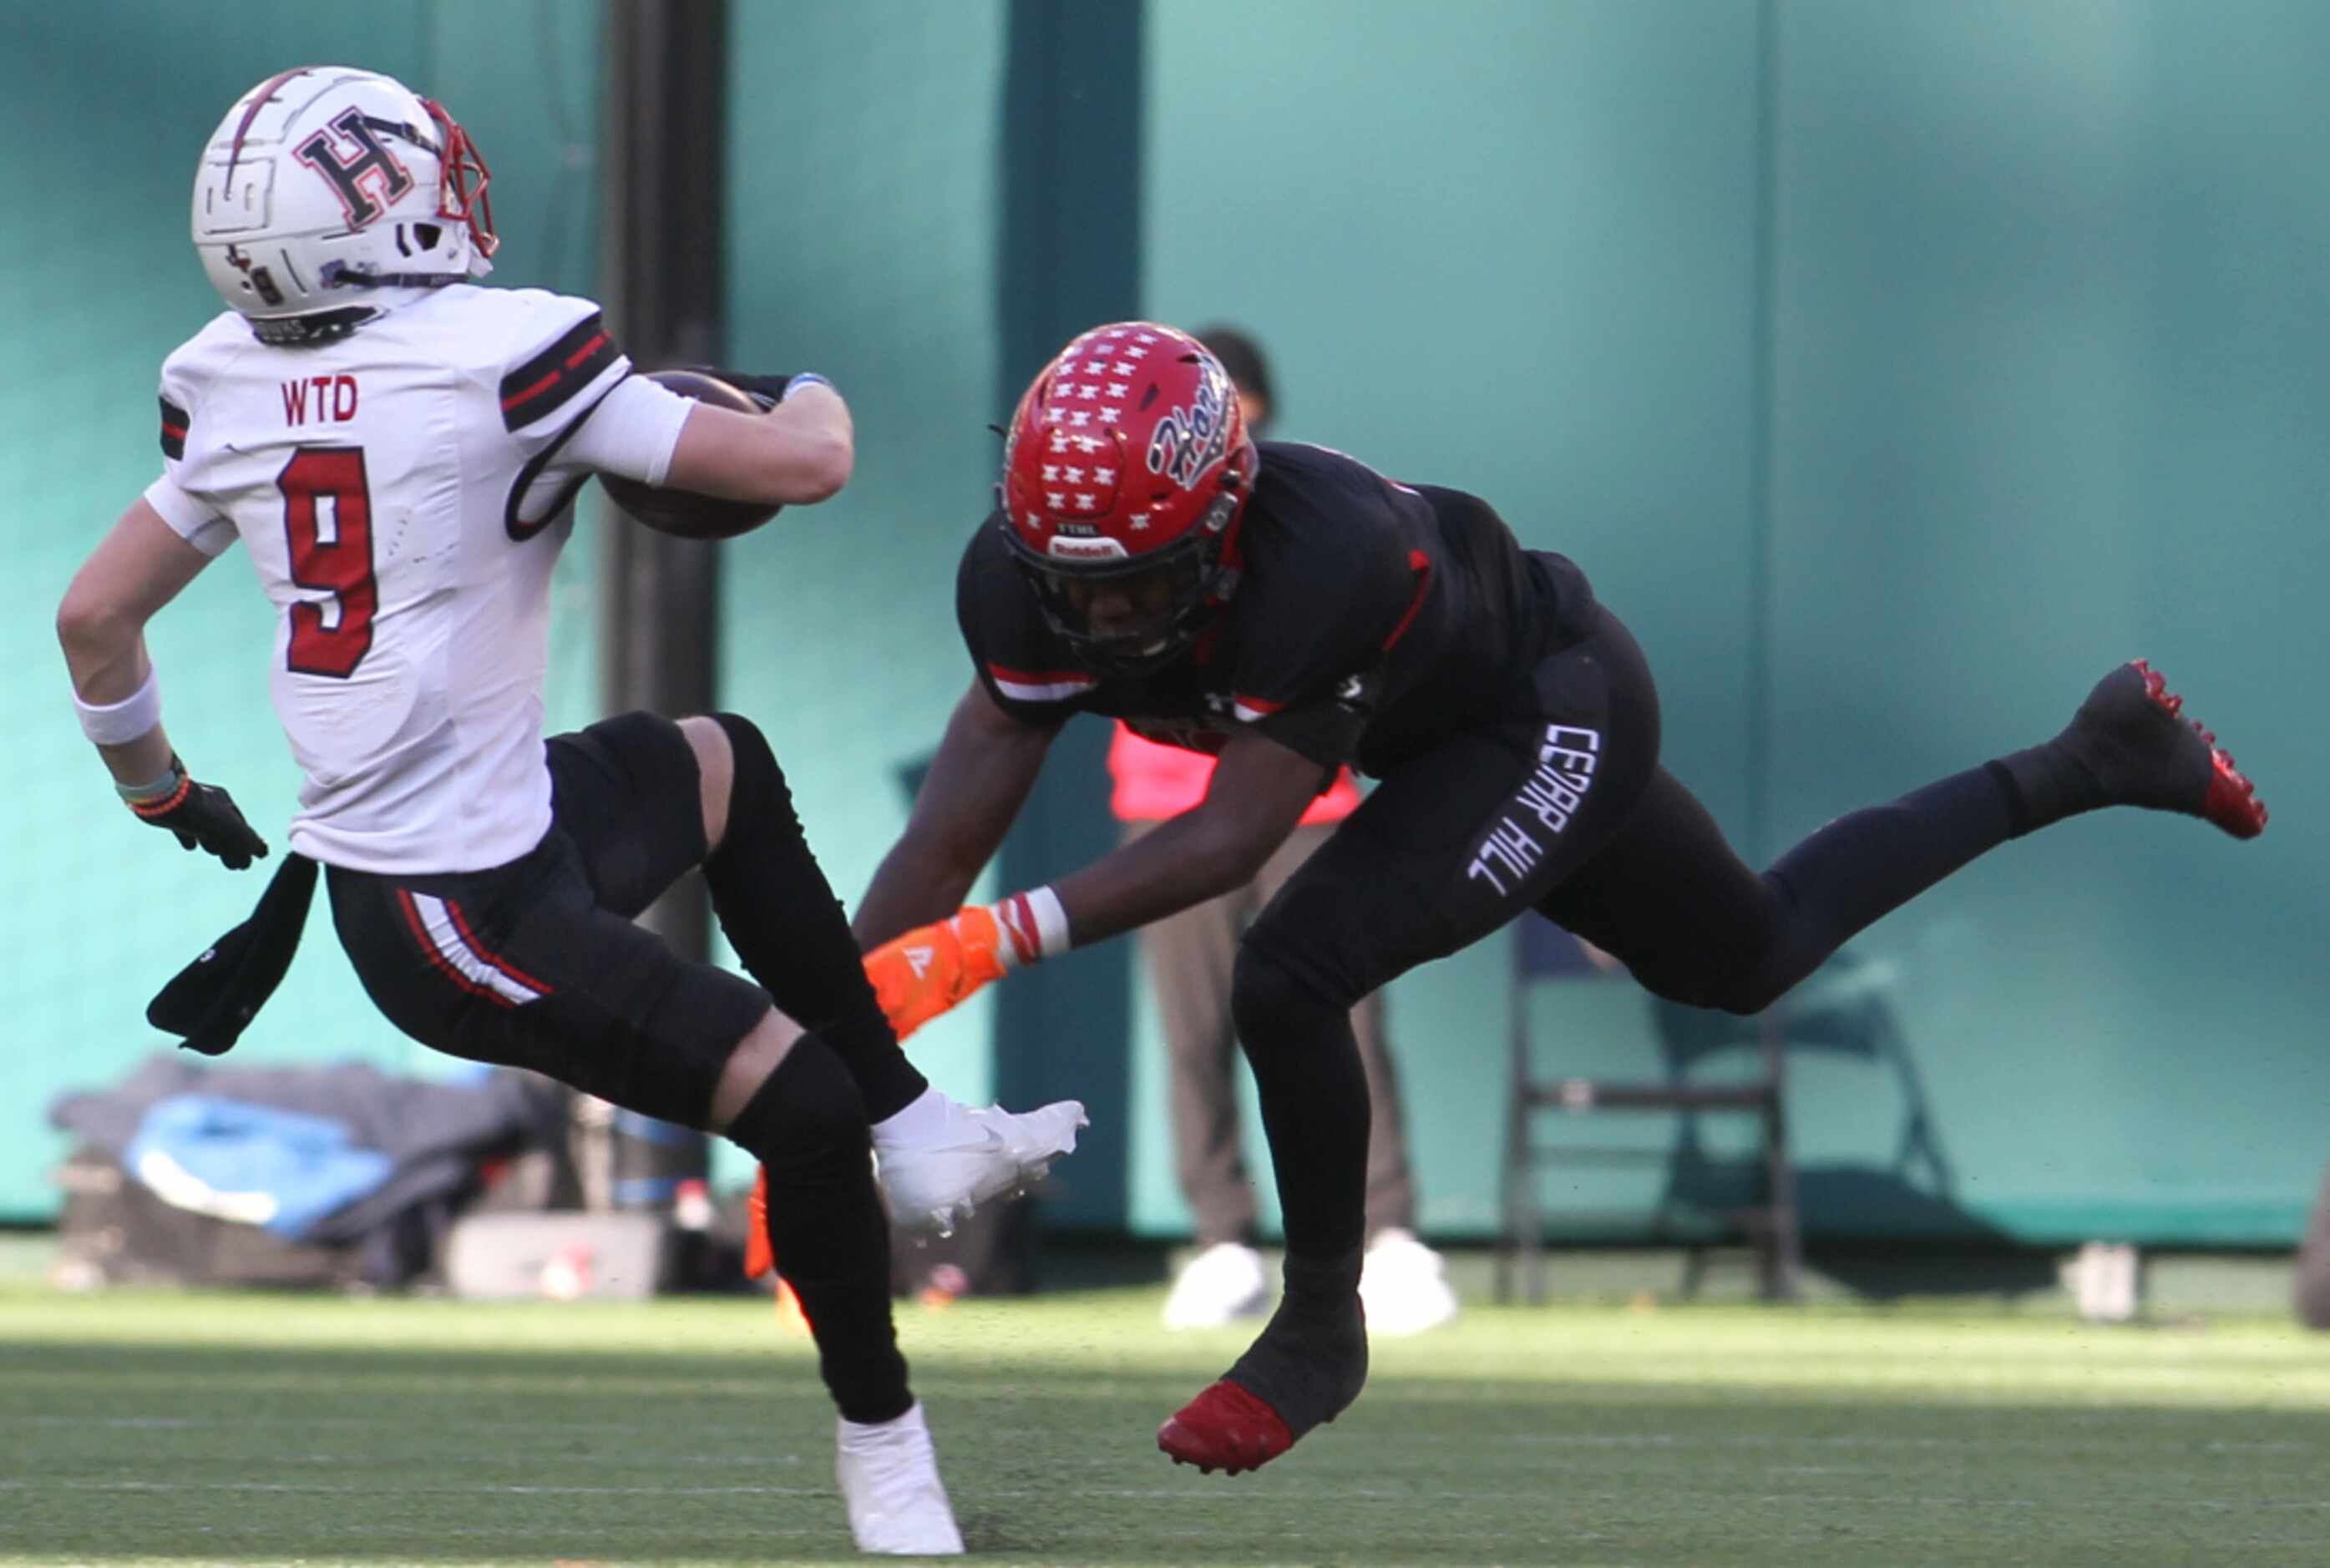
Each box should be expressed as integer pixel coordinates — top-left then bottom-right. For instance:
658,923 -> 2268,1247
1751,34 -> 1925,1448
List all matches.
128,757 -> 270,871
683,367 -> 813,410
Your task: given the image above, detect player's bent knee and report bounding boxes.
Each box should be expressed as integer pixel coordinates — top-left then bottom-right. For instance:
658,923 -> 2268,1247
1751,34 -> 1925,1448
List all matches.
1230,940 -> 1345,1052
1634,956 -> 1779,1018
705,712 -> 799,850
708,1006 -> 805,1130
1723,975 -> 1788,1017
677,716 -> 734,855
722,1030 -> 870,1174
1703,951 -> 1792,1016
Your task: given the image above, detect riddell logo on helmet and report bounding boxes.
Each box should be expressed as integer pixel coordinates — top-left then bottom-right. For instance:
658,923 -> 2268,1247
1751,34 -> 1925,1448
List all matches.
1146,361 -> 1233,490
1048,536 -> 1129,561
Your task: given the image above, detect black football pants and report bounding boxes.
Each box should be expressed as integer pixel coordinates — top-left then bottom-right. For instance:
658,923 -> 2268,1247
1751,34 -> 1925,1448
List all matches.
1125,820 -> 1416,1247
1235,603 -> 2020,1262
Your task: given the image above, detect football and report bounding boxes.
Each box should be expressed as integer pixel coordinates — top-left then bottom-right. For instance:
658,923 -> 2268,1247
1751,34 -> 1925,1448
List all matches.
598,369 -> 782,539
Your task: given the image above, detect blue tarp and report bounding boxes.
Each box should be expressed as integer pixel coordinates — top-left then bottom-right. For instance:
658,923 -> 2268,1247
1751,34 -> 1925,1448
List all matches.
51,1054 -> 564,1245
123,1095 -> 398,1239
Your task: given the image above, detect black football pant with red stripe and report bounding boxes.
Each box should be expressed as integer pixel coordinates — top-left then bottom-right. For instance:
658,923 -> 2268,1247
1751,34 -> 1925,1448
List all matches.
327,712 -> 912,1422
1236,602 -> 2029,1267
326,714 -> 770,1125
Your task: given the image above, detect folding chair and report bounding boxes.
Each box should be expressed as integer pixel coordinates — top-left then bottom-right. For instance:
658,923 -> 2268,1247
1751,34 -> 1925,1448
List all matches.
1497,914 -> 1802,1303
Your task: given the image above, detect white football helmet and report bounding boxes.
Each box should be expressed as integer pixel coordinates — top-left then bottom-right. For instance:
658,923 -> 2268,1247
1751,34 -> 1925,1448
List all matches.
193,65 -> 497,343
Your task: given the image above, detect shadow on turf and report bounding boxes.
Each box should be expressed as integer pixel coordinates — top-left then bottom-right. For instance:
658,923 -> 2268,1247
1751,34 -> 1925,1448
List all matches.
8,1338 -> 2330,1563
1606,957 -> 2059,1301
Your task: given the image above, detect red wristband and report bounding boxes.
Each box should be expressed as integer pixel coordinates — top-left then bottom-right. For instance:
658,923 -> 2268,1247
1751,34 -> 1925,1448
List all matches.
128,775 -> 191,818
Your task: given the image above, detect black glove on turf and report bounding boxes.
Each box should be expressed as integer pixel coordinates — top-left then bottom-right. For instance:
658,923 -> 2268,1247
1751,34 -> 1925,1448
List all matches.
129,757 -> 270,871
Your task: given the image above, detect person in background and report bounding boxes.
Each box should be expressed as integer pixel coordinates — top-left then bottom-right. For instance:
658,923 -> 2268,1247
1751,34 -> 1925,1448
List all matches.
2294,1158 -> 2330,1329
1112,326 -> 1456,1336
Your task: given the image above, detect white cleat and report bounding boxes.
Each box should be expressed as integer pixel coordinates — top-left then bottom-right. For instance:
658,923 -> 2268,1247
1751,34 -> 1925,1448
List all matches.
1358,1227 -> 1461,1337
837,1402 -> 964,1556
874,1093 -> 1088,1237
1162,1241 -> 1271,1330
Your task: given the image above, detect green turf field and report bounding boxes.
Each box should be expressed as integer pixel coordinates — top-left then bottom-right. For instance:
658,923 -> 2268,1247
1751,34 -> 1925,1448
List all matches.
3,1281 -> 2325,1566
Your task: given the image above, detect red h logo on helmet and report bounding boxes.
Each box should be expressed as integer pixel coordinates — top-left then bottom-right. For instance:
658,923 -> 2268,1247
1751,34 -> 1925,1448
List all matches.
292,108 -> 415,229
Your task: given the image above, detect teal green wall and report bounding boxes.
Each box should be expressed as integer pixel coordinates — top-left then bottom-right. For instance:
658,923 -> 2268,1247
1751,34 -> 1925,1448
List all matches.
1137,0 -> 2330,1247
714,2 -> 1011,1187
1139,0 -> 1766,1241
1,4 -> 600,1218
10,2 -> 2325,1250
1754,0 -> 2330,1243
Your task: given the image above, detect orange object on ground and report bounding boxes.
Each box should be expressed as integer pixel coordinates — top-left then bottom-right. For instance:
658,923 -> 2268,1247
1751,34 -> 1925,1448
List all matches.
743,1166 -> 773,1279
743,1166 -> 812,1338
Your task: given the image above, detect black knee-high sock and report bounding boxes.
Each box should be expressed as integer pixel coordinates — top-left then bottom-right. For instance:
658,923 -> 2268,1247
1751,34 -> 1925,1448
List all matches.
1988,745 -> 2105,838
1230,943 -> 1372,1262
1217,943 -> 1370,1432
727,1036 -> 910,1424
705,714 -> 926,1120
1747,764 -> 2018,1005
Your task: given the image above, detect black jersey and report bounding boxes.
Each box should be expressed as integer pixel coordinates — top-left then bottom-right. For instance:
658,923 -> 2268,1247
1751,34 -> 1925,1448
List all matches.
957,440 -> 1597,777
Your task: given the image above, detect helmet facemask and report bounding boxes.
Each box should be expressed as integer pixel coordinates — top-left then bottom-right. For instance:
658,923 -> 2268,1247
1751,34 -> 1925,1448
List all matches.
421,97 -> 497,268
1003,483 -> 1246,676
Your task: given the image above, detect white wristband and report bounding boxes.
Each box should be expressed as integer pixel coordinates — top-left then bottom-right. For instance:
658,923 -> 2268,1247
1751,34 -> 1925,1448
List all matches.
1022,884 -> 1071,957
73,665 -> 163,746
991,884 -> 1071,968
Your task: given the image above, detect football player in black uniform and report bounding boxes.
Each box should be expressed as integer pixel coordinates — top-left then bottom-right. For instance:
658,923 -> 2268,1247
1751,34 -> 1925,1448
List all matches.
852,321 -> 2267,1475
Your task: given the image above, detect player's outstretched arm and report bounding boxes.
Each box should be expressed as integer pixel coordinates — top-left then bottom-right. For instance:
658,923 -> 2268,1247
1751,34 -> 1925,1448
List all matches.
58,500 -> 267,870
854,679 -> 1057,1040
861,724 -> 1321,1039
856,679 -> 1056,949
661,377 -> 853,507
1045,728 -> 1323,948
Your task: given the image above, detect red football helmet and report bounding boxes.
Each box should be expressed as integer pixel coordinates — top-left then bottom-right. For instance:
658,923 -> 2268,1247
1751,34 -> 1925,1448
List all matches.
1000,321 -> 1257,672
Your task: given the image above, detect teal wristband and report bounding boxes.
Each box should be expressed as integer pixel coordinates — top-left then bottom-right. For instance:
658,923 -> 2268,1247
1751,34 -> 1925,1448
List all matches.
117,764 -> 187,804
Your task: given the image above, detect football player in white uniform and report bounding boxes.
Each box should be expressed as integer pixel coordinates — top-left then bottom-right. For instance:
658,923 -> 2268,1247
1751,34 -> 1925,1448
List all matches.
55,65 -> 1086,1557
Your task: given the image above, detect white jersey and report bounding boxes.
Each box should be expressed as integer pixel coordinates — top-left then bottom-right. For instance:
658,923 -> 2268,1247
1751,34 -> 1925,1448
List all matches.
143,286 -> 692,874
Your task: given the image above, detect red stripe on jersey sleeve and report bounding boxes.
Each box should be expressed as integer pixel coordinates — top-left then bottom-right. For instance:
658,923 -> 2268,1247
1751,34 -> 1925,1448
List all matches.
561,331 -> 610,370
1380,550 -> 1434,651
989,664 -> 1093,685
499,370 -> 561,412
499,313 -> 622,432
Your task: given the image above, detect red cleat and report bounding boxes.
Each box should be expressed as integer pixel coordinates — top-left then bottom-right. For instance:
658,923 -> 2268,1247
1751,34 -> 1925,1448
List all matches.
1157,1380 -> 1294,1476
2131,660 -> 2267,840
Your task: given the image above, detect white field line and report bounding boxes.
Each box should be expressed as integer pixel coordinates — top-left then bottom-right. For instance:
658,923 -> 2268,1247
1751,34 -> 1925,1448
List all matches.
3,1412 -> 2317,1455
3,1477 -> 2328,1514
